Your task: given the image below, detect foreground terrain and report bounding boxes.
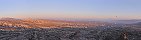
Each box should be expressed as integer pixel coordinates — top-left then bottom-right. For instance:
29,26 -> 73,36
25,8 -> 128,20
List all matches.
0,25 -> 141,40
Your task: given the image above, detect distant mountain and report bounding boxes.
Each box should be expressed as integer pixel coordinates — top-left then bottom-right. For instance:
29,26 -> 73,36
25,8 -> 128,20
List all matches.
117,19 -> 141,22
0,17 -> 20,20
133,22 -> 141,25
110,19 -> 141,24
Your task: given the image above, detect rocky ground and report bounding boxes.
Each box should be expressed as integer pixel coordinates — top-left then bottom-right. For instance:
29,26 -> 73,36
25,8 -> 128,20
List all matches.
0,26 -> 141,40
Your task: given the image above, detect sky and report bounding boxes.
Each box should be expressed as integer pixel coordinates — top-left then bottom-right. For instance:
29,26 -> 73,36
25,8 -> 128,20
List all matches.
0,0 -> 141,19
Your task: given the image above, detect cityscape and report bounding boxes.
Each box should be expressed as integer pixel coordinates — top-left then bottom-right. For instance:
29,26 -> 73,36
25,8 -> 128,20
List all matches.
0,18 -> 141,40
0,0 -> 141,40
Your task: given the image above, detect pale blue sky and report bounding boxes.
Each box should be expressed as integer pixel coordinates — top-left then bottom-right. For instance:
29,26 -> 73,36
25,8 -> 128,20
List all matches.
0,0 -> 141,19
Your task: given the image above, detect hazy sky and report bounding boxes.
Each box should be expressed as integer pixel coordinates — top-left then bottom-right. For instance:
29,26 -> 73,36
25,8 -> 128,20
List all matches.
0,0 -> 141,19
